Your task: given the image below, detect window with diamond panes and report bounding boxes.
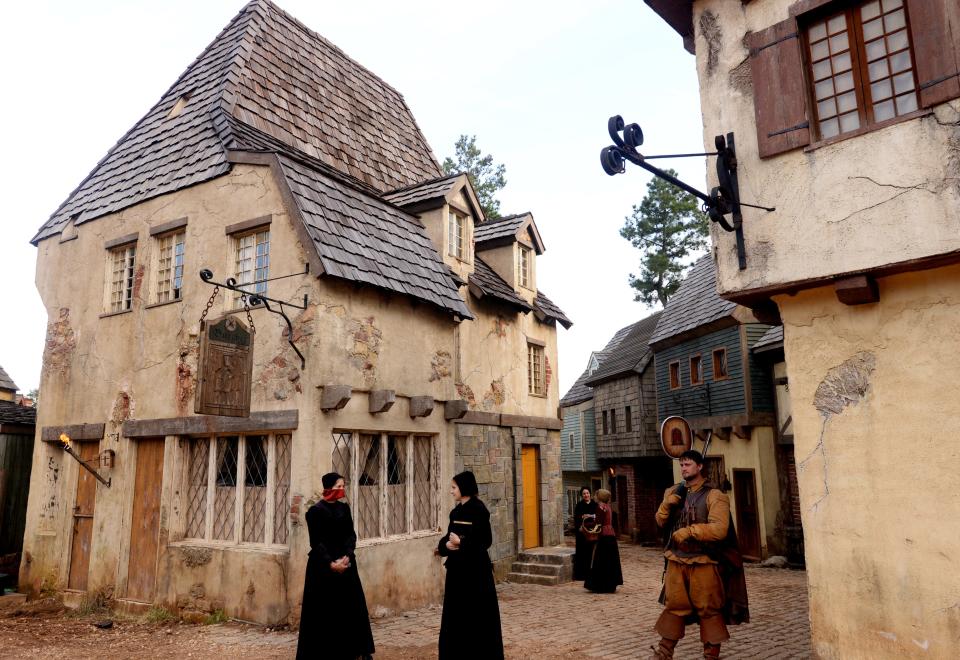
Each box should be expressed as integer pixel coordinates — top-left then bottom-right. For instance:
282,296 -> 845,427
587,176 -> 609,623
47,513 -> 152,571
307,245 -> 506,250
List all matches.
335,431 -> 438,541
806,0 -> 918,140
108,243 -> 137,313
155,230 -> 185,303
183,432 -> 292,546
234,229 -> 270,306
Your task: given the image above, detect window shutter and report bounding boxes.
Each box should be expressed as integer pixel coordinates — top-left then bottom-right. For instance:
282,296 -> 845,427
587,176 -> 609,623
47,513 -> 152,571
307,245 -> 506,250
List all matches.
906,0 -> 960,108
748,18 -> 811,158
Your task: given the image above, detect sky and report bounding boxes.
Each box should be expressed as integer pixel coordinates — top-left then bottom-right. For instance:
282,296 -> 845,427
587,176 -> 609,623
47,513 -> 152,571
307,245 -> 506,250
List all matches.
0,0 -> 705,397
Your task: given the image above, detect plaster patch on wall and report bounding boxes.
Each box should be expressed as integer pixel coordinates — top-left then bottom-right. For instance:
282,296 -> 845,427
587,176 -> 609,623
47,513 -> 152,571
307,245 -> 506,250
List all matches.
698,10 -> 722,76
429,350 -> 452,382
481,378 -> 505,411
544,355 -> 552,391
801,351 -> 876,511
111,390 -> 133,428
131,264 -> 146,302
43,308 -> 77,377
176,342 -> 197,416
456,382 -> 477,408
180,547 -> 212,568
729,56 -> 752,96
39,455 -> 61,532
347,316 -> 382,387
489,316 -> 510,339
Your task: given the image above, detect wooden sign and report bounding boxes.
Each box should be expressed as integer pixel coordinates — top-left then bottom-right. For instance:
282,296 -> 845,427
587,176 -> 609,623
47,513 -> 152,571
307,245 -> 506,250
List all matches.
660,415 -> 693,459
195,315 -> 254,417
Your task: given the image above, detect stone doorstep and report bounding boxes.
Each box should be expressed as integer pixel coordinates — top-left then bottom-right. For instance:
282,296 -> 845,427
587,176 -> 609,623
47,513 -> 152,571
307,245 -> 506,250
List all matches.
504,572 -> 559,586
0,592 -> 27,607
61,590 -> 84,610
518,546 -> 575,565
509,561 -> 564,577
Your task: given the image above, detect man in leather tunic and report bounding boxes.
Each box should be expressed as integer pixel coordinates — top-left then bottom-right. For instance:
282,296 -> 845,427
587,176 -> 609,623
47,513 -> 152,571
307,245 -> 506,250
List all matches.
650,450 -> 740,660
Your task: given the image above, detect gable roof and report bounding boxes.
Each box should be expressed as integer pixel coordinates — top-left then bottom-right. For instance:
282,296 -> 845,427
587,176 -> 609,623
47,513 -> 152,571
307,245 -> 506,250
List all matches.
753,325 -> 784,354
648,255 -> 738,347
473,212 -> 545,254
468,258 -> 532,312
560,321 -> 642,406
0,365 -> 18,392
32,0 -> 442,244
383,172 -> 486,222
533,292 -> 573,330
585,311 -> 663,386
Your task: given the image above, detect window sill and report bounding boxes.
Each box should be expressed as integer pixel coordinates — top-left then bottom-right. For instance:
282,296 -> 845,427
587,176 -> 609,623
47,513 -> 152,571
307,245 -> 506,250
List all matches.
145,298 -> 183,310
528,392 -> 548,399
168,540 -> 290,555
803,108 -> 933,153
356,529 -> 442,548
99,309 -> 133,319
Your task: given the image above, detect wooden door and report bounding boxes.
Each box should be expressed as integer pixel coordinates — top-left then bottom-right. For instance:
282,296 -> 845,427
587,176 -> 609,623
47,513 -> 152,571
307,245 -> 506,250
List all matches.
520,445 -> 541,549
68,442 -> 100,591
127,438 -> 165,602
733,469 -> 762,559
615,475 -> 629,536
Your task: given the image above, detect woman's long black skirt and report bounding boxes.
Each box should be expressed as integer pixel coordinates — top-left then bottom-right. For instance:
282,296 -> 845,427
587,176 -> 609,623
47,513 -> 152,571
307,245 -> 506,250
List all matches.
584,536 -> 624,593
296,556 -> 375,659
573,531 -> 595,581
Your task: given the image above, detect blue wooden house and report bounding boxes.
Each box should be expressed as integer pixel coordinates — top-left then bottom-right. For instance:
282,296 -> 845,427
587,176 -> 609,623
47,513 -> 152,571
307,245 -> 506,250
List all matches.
649,256 -> 787,559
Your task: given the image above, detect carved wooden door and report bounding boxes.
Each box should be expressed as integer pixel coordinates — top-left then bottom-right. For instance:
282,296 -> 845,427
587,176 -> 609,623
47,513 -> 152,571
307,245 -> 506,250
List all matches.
127,438 -> 165,602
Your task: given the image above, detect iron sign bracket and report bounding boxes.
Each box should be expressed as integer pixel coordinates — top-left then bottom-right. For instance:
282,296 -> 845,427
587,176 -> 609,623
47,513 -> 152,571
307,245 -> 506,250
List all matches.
198,267 -> 310,369
600,115 -> 775,271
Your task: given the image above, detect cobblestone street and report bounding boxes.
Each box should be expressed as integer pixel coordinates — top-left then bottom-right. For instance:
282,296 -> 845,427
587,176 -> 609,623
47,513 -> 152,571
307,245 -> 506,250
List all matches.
0,544 -> 810,659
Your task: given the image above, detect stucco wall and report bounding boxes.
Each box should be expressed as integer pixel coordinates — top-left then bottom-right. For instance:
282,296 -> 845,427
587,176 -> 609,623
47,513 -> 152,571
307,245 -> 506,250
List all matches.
690,0 -> 960,297
775,265 -> 960,658
23,162 -> 565,624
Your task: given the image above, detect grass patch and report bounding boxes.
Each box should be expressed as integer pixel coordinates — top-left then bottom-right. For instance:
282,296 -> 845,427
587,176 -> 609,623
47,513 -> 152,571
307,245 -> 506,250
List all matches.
143,606 -> 177,623
70,588 -> 112,618
204,608 -> 229,625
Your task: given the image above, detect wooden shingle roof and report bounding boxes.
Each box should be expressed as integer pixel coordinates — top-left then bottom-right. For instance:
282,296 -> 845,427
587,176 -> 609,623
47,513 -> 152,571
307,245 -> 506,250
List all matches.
585,312 -> 663,386
0,400 -> 36,426
560,322 -> 639,406
383,174 -> 462,208
0,365 -> 18,392
32,0 -> 442,244
468,258 -> 533,312
648,256 -> 737,347
534,292 -> 573,330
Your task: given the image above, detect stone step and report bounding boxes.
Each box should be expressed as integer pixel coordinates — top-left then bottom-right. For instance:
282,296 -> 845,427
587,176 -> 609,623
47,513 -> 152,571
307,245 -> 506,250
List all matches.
505,571 -> 559,586
518,548 -> 574,565
509,561 -> 564,577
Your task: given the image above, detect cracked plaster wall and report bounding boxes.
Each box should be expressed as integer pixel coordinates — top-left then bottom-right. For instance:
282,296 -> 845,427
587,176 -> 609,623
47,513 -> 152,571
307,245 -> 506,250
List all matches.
774,265 -> 960,658
692,0 -> 960,295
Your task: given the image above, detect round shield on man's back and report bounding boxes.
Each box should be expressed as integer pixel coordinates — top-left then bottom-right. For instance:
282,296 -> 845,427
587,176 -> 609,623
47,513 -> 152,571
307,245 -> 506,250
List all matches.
660,415 -> 692,459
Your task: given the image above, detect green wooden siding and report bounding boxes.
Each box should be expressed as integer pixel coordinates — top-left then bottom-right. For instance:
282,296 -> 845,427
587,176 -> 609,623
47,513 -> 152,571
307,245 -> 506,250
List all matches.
745,324 -> 776,413
583,408 -> 599,471
656,325 -> 745,421
561,407 -> 599,472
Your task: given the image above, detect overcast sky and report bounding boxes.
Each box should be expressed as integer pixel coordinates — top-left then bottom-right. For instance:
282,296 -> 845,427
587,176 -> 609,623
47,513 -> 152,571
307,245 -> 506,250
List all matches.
0,0 -> 705,396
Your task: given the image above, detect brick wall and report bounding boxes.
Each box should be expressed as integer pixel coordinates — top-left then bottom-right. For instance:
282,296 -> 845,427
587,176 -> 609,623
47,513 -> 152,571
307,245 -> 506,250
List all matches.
604,456 -> 674,544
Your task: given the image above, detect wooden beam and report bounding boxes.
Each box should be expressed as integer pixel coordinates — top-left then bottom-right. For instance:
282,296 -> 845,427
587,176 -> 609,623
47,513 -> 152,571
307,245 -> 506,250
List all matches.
320,385 -> 352,411
41,423 -> 105,443
409,396 -> 435,418
123,411 -> 298,438
835,276 -> 879,305
444,399 -> 469,421
368,389 -> 396,414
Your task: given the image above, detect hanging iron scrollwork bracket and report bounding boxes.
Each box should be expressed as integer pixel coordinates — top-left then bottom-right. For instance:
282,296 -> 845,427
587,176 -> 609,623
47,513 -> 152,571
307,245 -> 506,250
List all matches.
600,115 -> 775,271
198,267 -> 310,368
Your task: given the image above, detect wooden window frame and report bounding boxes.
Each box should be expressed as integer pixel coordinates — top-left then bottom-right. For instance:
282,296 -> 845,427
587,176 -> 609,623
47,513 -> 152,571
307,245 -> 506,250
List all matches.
154,229 -> 186,305
182,432 -> 291,548
669,361 -> 681,390
712,348 -> 729,381
106,241 -> 137,314
517,245 -> 532,290
609,409 -> 617,434
527,343 -> 545,396
689,354 -> 704,386
233,228 -> 270,307
447,210 -> 468,262
625,406 -> 632,433
333,431 -> 438,543
802,0 -> 920,142
601,410 -> 609,435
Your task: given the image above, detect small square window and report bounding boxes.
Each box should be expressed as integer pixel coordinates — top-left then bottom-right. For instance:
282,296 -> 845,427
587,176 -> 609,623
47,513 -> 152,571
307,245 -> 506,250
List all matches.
669,361 -> 681,390
690,355 -> 703,386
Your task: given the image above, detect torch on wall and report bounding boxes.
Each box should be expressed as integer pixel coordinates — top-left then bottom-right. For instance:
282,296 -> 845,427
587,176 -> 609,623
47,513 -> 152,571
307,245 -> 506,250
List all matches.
59,433 -> 112,488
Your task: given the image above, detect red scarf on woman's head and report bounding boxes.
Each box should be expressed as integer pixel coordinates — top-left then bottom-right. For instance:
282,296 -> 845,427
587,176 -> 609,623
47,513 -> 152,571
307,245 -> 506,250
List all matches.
322,487 -> 345,502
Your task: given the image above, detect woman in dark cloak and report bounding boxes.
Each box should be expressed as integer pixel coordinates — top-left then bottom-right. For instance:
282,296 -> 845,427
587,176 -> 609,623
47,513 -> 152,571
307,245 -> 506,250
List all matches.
437,470 -> 504,660
296,472 -> 375,660
573,486 -> 598,581
584,488 -> 623,594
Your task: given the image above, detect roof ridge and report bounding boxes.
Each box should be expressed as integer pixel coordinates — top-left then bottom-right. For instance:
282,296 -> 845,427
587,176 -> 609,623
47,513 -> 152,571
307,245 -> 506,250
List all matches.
386,171 -> 462,195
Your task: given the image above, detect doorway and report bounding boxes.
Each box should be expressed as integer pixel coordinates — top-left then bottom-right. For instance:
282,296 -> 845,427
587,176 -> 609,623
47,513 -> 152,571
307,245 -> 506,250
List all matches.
733,469 -> 762,559
126,438 -> 165,602
68,442 -> 100,591
520,445 -> 541,549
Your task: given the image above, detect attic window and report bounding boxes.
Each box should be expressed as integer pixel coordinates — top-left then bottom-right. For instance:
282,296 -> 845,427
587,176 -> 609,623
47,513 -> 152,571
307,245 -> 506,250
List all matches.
517,245 -> 532,289
167,91 -> 193,119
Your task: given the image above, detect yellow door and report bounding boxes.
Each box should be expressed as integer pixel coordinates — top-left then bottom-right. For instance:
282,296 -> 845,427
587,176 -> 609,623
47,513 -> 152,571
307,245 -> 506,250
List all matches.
521,445 -> 541,549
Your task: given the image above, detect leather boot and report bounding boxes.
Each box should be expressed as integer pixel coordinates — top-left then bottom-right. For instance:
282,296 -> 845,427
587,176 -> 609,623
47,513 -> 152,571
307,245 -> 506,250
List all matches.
703,642 -> 721,659
648,638 -> 677,659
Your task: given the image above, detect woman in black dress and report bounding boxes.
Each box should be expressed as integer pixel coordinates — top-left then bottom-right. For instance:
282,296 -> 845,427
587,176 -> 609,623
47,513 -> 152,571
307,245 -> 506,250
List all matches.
296,472 -> 375,660
584,488 -> 623,594
573,486 -> 598,581
437,471 -> 504,660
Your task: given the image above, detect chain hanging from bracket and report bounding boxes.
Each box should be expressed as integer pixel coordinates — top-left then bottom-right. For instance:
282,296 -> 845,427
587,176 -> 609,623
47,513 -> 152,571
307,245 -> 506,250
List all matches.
600,115 -> 776,271
197,267 -> 309,368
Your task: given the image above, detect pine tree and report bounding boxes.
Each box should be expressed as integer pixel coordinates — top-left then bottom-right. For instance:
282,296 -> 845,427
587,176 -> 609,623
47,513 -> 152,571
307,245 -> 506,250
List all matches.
620,170 -> 709,307
442,135 -> 507,219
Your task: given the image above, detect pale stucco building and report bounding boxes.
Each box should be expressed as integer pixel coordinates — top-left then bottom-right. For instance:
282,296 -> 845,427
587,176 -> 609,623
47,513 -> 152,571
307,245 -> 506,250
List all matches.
21,0 -> 570,624
647,0 -> 960,657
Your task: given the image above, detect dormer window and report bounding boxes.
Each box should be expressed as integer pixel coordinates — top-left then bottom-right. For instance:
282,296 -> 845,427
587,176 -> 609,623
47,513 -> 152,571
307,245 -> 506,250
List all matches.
447,210 -> 468,261
517,245 -> 531,289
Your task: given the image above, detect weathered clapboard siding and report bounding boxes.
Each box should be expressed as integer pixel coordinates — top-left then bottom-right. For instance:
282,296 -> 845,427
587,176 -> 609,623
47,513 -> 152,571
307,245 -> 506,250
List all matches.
0,431 -> 35,555
582,408 -> 599,471
561,408 -> 583,471
745,324 -> 776,413
594,370 -> 662,459
656,325 -> 746,421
